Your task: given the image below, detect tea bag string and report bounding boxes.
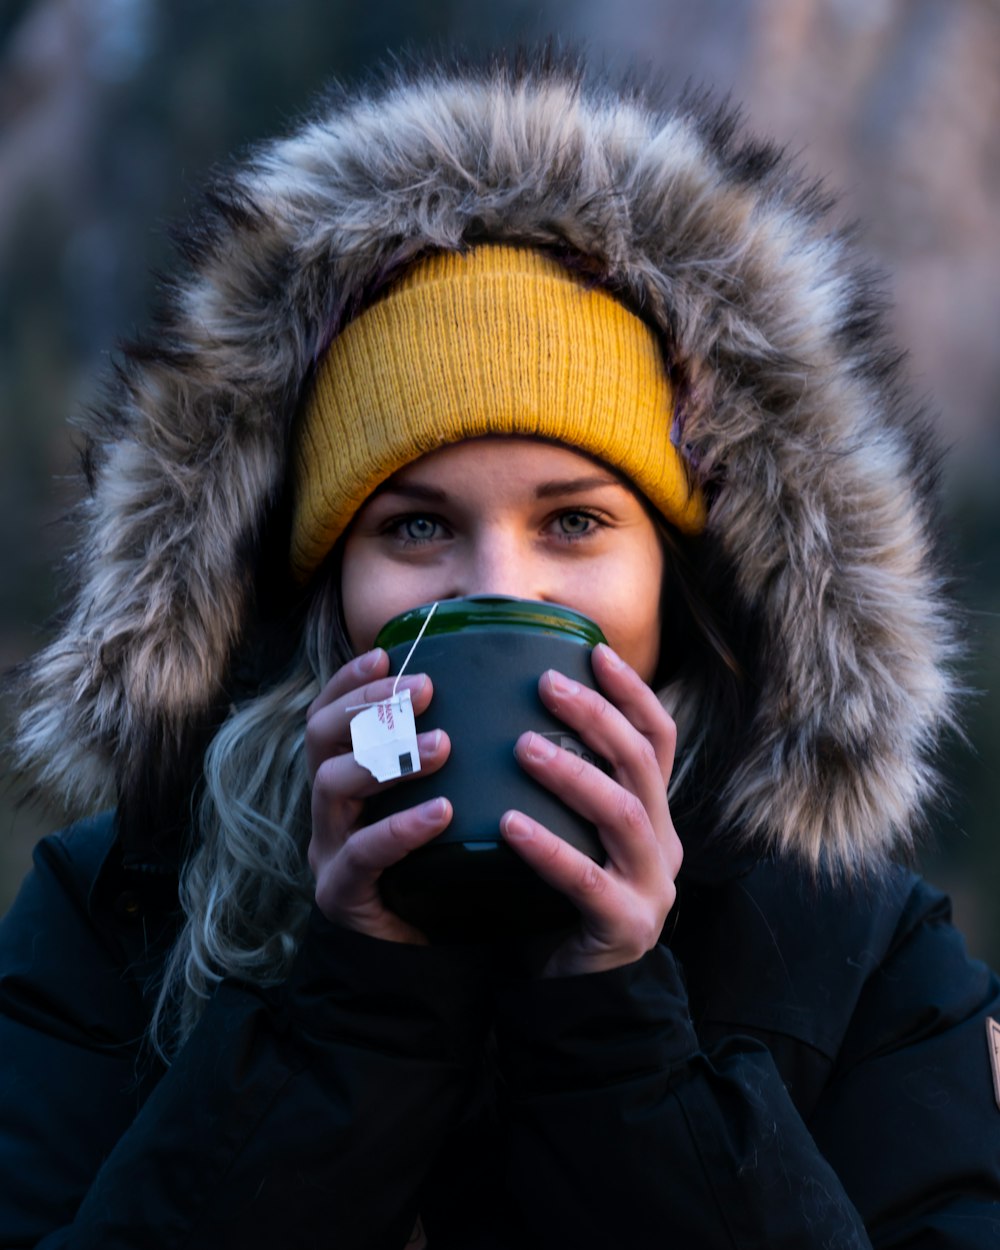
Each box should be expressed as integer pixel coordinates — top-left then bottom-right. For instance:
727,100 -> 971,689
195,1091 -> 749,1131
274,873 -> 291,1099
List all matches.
391,601 -> 438,698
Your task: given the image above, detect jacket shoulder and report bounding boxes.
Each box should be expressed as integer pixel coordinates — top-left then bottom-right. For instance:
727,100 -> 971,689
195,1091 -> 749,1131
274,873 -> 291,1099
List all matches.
675,860 -> 996,1105
833,872 -> 998,1071
36,810 -> 119,894
0,812 -> 150,1046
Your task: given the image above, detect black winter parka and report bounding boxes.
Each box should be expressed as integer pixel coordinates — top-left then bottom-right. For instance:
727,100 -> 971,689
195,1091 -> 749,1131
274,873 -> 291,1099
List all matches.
2,812 -> 998,1249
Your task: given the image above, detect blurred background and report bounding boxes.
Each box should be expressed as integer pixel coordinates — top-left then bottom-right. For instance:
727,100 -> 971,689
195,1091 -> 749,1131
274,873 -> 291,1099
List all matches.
1,0 -> 998,961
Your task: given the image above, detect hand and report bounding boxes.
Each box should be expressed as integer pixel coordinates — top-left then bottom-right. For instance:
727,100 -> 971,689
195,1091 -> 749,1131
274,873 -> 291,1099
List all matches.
305,649 -> 452,943
500,643 -> 682,977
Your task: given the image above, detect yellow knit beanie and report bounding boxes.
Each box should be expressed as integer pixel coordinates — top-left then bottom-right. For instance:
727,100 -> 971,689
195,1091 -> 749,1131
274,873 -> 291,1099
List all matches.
290,245 -> 706,582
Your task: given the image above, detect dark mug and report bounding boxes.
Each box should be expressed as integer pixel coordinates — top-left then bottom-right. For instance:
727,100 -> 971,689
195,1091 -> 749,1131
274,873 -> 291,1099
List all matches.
364,596 -> 608,939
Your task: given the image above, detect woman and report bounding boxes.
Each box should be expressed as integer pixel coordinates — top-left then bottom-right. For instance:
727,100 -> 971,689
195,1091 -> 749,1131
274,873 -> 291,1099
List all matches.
2,56 -> 998,1248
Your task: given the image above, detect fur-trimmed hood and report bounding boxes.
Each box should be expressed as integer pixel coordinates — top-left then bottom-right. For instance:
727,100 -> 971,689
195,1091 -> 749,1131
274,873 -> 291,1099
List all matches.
11,55 -> 958,875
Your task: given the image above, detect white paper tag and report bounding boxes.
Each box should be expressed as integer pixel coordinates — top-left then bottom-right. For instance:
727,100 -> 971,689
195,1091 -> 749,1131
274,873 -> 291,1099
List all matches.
350,688 -> 421,783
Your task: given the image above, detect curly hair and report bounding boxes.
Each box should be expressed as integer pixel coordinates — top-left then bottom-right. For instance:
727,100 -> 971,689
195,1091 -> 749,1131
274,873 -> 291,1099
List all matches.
150,569 -> 348,1057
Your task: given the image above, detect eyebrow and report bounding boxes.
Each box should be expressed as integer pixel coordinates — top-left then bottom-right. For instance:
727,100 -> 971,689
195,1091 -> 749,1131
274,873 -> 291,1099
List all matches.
534,474 -> 624,498
371,481 -> 449,503
374,474 -> 626,504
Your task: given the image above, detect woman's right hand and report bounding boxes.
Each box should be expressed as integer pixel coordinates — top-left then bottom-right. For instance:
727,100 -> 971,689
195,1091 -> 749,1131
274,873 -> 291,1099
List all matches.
305,648 -> 452,943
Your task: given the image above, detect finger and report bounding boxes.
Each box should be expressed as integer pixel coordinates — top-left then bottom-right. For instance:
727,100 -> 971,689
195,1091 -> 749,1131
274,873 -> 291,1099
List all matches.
514,731 -> 674,880
501,809 -> 674,957
591,644 -> 677,779
307,648 -> 389,720
500,808 -> 606,898
310,672 -> 432,744
314,726 -> 450,804
310,715 -> 450,872
314,796 -> 452,915
305,672 -> 434,779
535,669 -> 675,819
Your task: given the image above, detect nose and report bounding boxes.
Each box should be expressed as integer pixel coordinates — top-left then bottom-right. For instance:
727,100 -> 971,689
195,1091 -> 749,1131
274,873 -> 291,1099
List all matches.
451,529 -> 542,601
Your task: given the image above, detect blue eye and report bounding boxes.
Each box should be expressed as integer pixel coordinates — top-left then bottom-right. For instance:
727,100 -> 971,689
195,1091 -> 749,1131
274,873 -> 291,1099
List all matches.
403,517 -> 438,542
377,512 -> 448,547
556,511 -> 595,537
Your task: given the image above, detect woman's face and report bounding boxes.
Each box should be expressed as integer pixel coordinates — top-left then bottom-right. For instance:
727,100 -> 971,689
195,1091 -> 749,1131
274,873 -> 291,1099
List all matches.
340,438 -> 664,683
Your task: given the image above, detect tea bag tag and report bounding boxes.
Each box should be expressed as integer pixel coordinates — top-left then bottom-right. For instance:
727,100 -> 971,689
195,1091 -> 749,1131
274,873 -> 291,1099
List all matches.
350,688 -> 421,783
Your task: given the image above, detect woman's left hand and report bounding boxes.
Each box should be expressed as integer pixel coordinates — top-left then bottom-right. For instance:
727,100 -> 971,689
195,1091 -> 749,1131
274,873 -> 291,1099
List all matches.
501,642 -> 682,978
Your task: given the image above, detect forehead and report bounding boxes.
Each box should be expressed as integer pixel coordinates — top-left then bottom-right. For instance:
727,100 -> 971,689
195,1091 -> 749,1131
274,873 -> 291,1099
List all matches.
379,436 -> 627,494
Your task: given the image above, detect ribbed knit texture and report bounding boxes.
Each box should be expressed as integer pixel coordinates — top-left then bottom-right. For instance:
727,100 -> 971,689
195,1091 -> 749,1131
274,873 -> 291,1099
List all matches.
291,246 -> 706,582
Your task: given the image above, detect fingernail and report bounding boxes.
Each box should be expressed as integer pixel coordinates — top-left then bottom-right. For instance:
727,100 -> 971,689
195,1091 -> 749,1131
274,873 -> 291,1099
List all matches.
423,729 -> 443,754
546,670 -> 580,697
522,732 -> 556,762
422,797 -> 447,822
357,649 -> 383,674
596,643 -> 624,669
400,673 -> 427,693
502,811 -> 533,841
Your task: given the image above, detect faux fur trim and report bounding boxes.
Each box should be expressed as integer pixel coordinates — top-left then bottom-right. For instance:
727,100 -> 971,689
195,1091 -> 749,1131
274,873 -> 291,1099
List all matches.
10,54 -> 959,873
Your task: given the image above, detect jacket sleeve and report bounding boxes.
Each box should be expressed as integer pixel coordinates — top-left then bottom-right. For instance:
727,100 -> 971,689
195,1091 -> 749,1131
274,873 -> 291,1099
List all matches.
807,880 -> 1000,1248
494,946 -> 875,1249
492,890 -> 1000,1249
0,833 -> 486,1250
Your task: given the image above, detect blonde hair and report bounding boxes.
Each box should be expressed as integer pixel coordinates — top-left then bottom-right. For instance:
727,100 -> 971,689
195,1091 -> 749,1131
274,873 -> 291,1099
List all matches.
150,572 -> 350,1057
